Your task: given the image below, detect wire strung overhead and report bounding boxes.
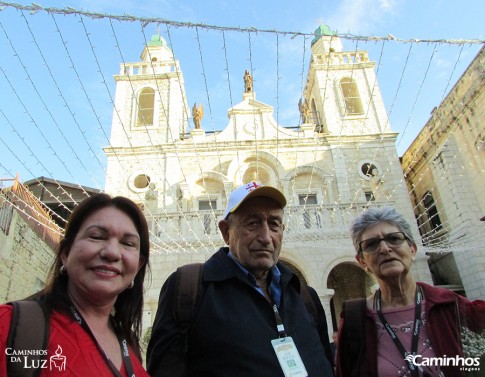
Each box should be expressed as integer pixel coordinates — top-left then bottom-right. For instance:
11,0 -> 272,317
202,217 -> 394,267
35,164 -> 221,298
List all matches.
0,1 -> 483,255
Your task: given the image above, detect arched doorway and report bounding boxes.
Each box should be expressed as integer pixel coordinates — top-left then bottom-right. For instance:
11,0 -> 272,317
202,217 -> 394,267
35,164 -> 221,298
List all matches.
327,262 -> 375,331
280,258 -> 308,285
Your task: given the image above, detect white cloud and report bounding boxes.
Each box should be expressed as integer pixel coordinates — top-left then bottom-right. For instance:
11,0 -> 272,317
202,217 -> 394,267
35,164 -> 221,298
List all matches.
324,0 -> 401,35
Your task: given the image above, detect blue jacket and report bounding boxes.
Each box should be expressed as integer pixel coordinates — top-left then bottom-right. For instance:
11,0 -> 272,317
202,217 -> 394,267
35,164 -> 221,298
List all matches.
147,247 -> 334,377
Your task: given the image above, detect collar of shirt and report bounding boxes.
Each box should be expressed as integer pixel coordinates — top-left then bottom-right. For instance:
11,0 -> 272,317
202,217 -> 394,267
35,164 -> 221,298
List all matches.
227,251 -> 282,307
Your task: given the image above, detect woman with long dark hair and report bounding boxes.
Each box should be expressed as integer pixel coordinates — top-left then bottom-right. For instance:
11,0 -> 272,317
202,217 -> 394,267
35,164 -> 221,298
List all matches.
1,193 -> 151,376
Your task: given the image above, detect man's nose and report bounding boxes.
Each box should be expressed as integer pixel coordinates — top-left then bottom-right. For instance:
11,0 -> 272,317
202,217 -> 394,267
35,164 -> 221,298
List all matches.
256,223 -> 272,244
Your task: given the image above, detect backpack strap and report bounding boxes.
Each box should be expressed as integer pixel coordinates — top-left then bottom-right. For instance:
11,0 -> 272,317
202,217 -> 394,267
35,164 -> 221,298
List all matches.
341,298 -> 367,376
6,300 -> 50,377
174,263 -> 204,351
342,298 -> 366,343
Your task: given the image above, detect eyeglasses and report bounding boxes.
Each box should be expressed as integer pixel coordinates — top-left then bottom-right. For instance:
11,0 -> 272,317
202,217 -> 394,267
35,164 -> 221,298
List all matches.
358,232 -> 408,254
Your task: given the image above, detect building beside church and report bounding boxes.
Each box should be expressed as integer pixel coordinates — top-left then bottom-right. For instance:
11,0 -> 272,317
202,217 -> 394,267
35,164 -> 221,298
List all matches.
103,26 -> 433,333
401,46 -> 485,300
0,176 -> 61,302
0,176 -> 99,302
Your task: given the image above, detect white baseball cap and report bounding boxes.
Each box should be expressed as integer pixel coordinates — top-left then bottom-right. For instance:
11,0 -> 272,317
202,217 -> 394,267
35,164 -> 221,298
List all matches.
222,182 -> 286,219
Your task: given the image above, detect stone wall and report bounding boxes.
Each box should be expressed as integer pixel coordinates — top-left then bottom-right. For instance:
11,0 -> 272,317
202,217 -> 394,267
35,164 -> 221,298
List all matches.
0,208 -> 55,303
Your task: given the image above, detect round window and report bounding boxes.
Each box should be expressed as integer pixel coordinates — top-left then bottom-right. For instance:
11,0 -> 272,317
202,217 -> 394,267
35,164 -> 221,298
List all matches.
133,174 -> 151,189
361,163 -> 378,179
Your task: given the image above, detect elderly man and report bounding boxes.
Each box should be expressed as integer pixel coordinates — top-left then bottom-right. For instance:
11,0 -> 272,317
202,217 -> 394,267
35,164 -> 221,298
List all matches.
147,182 -> 334,376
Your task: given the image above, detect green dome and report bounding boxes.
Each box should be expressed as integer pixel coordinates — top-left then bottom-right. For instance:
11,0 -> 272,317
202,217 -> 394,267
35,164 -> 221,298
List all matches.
311,25 -> 336,46
147,34 -> 168,47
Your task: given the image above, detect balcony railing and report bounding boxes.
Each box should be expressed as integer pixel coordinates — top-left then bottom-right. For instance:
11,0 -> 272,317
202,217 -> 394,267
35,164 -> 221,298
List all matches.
312,51 -> 370,66
146,202 -> 394,247
120,61 -> 178,76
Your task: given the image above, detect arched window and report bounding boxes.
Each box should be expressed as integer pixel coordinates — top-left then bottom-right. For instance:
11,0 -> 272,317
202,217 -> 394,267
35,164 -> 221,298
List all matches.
422,191 -> 442,231
340,77 -> 363,115
136,87 -> 155,126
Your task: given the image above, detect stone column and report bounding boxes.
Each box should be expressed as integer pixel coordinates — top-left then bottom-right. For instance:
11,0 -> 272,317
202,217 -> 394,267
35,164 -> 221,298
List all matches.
320,289 -> 336,338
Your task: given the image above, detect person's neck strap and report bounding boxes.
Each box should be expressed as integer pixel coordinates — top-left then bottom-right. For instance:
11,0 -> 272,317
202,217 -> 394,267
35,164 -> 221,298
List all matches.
374,285 -> 423,377
70,305 -> 135,377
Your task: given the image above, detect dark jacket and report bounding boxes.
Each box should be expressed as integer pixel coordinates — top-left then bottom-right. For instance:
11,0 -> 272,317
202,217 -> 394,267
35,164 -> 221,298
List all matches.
336,282 -> 485,377
147,247 -> 334,377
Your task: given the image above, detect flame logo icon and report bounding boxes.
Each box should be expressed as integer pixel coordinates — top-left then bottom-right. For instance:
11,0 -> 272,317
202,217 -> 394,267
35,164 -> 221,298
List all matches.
50,344 -> 66,371
54,345 -> 62,356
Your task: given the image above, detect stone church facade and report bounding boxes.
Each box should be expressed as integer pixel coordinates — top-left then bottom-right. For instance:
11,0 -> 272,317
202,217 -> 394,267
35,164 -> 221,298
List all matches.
103,27 -> 433,334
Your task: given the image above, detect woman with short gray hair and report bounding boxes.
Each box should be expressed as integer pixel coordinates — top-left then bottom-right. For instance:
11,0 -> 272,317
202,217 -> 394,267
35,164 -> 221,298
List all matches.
336,206 -> 485,377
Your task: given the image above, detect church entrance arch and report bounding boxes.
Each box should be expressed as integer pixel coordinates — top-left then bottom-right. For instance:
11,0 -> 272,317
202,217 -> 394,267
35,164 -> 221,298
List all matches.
279,258 -> 307,285
327,262 -> 374,331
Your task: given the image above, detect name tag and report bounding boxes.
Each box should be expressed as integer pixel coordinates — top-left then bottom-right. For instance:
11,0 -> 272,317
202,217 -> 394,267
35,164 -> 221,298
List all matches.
271,337 -> 308,377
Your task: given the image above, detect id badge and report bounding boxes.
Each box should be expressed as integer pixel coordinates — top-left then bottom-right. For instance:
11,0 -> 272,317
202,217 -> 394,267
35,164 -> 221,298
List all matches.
271,337 -> 308,377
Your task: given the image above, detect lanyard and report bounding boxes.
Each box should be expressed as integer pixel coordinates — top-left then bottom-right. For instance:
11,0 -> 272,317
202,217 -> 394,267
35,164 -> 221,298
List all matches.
273,304 -> 287,338
374,286 -> 423,377
70,306 -> 135,377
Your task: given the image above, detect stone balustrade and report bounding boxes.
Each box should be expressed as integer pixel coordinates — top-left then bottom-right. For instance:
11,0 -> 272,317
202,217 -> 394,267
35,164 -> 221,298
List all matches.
119,61 -> 178,76
313,51 -> 369,65
146,201 -> 395,248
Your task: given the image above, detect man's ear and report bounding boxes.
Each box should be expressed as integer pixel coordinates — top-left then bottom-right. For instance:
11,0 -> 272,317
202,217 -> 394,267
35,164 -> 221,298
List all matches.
218,220 -> 230,245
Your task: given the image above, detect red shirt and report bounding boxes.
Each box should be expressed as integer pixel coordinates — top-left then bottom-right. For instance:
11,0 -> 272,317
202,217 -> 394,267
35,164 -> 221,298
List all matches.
0,304 -> 150,376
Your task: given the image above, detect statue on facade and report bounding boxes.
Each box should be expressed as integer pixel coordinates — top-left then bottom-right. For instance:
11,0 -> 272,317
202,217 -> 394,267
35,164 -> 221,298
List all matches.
145,182 -> 158,201
298,98 -> 310,123
370,169 -> 382,190
243,70 -> 253,92
370,168 -> 389,200
192,103 -> 204,129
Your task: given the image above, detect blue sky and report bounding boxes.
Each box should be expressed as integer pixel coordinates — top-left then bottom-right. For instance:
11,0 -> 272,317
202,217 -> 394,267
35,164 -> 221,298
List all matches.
0,0 -> 483,190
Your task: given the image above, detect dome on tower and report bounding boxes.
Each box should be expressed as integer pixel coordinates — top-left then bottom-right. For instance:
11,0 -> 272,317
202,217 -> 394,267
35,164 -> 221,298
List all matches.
311,25 -> 336,46
147,34 -> 168,47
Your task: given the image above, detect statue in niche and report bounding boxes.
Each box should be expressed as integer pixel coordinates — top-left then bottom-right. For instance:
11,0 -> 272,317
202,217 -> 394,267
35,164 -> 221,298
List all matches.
145,182 -> 158,201
243,70 -> 253,92
370,169 -> 389,200
192,103 -> 204,129
298,98 -> 310,123
370,169 -> 382,190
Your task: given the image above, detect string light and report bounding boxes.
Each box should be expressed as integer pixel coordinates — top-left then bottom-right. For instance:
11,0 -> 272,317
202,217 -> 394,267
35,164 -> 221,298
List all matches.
0,1 -> 482,259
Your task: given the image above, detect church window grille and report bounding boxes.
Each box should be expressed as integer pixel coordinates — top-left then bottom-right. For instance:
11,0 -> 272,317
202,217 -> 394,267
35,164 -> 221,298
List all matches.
340,78 -> 363,115
199,199 -> 217,234
137,88 -> 155,127
299,194 -> 318,229
423,191 -> 442,231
